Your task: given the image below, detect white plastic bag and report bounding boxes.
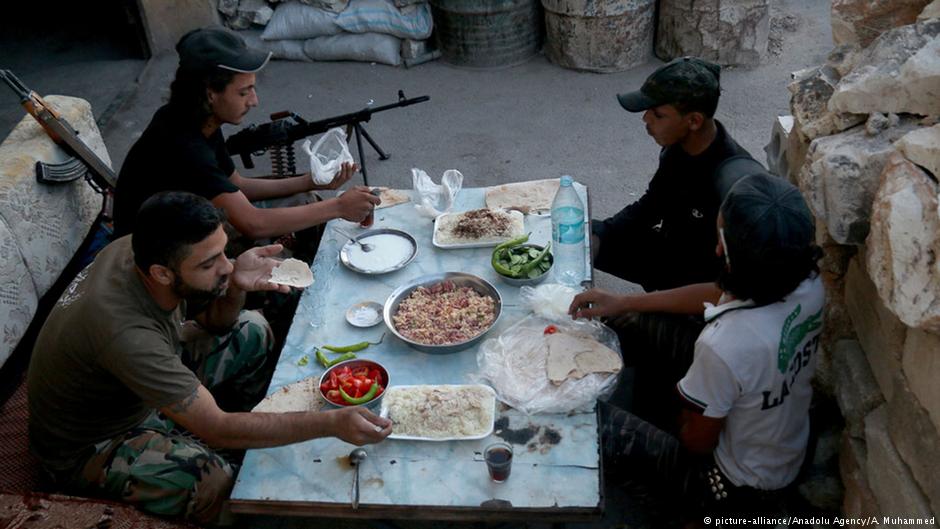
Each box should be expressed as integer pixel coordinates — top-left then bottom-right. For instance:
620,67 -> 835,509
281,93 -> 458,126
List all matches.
520,283 -> 583,321
474,314 -> 620,415
411,168 -> 462,218
302,127 -> 354,184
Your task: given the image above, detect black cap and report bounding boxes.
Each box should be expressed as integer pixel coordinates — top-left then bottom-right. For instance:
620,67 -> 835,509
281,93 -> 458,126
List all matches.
720,173 -> 814,267
176,27 -> 271,74
617,56 -> 721,113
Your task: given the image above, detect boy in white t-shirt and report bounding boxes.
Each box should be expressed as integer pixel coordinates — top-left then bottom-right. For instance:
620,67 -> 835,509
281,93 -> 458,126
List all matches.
575,173 -> 824,522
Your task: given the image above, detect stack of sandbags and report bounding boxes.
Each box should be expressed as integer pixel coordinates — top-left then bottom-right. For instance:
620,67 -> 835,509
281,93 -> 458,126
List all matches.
224,0 -> 435,67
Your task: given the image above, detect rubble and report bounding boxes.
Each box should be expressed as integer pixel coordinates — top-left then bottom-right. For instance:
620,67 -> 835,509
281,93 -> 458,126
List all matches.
831,0 -> 932,47
828,19 -> 940,116
866,153 -> 940,332
894,124 -> 940,178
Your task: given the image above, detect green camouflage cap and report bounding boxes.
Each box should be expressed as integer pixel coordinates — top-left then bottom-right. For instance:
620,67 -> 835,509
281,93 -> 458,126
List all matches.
617,57 -> 721,113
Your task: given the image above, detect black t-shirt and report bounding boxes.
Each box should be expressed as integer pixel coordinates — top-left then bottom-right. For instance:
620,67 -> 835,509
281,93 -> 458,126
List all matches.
592,121 -> 751,292
113,104 -> 239,237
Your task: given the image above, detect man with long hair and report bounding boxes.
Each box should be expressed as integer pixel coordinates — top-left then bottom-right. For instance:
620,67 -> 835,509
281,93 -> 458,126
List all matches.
571,173 -> 824,524
113,27 -> 379,244
29,192 -> 392,524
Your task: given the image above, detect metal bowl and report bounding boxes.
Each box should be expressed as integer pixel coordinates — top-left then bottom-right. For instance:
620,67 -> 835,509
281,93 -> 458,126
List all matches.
383,272 -> 502,354
493,243 -> 554,287
318,358 -> 389,412
339,228 -> 418,275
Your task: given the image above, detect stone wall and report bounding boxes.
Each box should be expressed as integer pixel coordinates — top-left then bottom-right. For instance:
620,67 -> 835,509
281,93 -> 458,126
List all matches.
770,0 -> 940,520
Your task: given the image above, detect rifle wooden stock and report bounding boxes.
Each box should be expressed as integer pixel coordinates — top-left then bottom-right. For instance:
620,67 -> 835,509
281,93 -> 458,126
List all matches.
1,69 -> 117,191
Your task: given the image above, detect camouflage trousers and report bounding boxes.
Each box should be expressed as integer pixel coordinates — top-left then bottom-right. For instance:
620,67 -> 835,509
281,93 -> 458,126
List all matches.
68,310 -> 274,525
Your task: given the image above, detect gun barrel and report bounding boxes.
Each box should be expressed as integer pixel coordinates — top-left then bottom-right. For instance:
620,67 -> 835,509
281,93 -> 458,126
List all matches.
0,69 -> 32,101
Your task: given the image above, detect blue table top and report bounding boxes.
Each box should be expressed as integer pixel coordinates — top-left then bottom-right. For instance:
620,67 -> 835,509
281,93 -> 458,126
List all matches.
229,186 -> 601,520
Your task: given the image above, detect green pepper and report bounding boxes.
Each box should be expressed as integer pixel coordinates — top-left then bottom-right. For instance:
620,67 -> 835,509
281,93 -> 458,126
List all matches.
322,333 -> 386,353
494,234 -> 530,253
339,382 -> 379,405
296,354 -> 309,367
326,352 -> 357,367
518,241 -> 551,275
492,235 -> 530,277
315,348 -> 332,368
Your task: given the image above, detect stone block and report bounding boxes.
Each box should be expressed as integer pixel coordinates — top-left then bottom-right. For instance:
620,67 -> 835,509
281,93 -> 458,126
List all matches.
844,256 -> 904,400
887,373 -> 940,516
831,0 -> 932,47
829,19 -> 940,117
138,0 -> 220,55
840,434 -> 880,518
788,65 -> 865,141
864,405 -> 933,517
895,124 -> 940,178
785,120 -> 811,185
921,0 -> 940,21
764,115 -> 793,178
542,0 -> 655,73
827,43 -> 864,78
832,340 -> 885,438
401,39 -> 430,60
902,328 -> 940,433
656,0 -> 770,67
224,0 -> 274,29
798,116 -> 920,245
866,153 -> 940,332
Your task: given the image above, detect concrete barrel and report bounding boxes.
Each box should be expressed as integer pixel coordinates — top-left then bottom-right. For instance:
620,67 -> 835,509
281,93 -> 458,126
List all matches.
541,0 -> 654,73
656,0 -> 771,67
430,0 -> 544,68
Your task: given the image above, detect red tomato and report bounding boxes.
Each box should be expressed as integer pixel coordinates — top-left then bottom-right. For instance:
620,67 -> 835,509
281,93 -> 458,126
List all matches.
544,325 -> 558,335
368,369 -> 382,385
326,390 -> 342,404
352,367 -> 369,378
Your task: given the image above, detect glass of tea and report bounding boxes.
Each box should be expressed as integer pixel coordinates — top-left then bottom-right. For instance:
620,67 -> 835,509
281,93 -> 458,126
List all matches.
484,442 -> 513,483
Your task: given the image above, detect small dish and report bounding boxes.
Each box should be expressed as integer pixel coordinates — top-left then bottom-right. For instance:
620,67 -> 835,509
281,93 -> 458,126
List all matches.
346,301 -> 384,328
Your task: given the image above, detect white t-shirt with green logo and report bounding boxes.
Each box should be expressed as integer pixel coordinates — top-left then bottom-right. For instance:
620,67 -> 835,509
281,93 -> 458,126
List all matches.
677,274 -> 824,490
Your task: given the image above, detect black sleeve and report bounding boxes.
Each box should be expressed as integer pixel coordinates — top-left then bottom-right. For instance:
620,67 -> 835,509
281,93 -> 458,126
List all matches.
591,175 -> 662,277
179,133 -> 240,200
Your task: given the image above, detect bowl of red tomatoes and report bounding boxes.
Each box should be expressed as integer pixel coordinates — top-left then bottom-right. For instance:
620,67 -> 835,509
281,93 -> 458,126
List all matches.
318,358 -> 389,412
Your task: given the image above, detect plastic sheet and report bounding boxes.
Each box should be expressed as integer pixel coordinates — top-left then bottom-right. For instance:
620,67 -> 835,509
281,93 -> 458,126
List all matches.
475,314 -> 620,415
303,127 -> 354,184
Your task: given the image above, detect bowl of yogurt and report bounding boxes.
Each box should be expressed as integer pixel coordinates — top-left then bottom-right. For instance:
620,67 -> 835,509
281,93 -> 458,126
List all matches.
339,228 -> 418,275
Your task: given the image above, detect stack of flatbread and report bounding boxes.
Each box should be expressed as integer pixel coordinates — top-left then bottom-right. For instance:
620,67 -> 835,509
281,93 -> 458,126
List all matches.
373,187 -> 411,210
485,179 -> 560,214
252,376 -> 323,413
545,333 -> 622,385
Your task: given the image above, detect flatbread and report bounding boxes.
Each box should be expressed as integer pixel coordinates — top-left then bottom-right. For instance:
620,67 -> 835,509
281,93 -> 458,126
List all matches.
374,187 -> 411,210
546,333 -> 621,385
485,179 -> 560,214
268,258 -> 314,288
252,376 -> 323,413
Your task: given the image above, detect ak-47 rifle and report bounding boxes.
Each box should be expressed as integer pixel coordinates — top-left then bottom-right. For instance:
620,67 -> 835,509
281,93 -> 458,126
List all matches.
226,90 -> 429,186
0,69 -> 117,194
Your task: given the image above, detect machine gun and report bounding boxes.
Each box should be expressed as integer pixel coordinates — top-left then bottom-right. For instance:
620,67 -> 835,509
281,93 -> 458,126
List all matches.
0,69 -> 117,194
226,90 -> 429,186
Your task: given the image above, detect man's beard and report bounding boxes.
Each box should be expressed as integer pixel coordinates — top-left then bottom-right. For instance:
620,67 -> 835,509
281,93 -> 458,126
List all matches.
172,272 -> 228,307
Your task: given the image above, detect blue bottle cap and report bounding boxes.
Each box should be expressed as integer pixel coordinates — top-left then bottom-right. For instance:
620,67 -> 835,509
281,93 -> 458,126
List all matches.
560,175 -> 573,186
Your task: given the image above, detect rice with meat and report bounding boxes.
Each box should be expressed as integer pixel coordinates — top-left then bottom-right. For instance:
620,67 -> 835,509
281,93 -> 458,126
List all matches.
393,281 -> 496,345
384,385 -> 494,438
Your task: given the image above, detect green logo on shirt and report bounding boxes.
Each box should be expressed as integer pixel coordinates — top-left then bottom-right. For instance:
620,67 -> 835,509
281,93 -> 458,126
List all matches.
777,304 -> 823,374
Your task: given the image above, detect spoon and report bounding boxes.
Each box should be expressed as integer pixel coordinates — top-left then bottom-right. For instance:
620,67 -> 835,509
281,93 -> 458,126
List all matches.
350,448 -> 368,509
335,227 -> 374,253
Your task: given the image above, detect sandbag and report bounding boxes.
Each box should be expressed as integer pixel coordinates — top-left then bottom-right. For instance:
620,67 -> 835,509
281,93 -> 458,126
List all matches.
262,1 -> 342,40
242,29 -> 311,62
304,33 -> 402,66
335,0 -> 433,40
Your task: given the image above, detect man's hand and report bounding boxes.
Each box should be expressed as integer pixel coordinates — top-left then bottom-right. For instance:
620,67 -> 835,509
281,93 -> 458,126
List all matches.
569,288 -> 630,320
232,244 -> 292,294
328,406 -> 393,445
336,186 -> 381,223
311,162 -> 359,191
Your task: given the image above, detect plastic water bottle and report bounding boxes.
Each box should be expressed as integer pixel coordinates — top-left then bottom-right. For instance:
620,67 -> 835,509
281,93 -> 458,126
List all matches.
551,175 -> 585,286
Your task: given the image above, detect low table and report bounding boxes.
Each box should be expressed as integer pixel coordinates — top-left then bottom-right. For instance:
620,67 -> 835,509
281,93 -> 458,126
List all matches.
229,185 -> 602,522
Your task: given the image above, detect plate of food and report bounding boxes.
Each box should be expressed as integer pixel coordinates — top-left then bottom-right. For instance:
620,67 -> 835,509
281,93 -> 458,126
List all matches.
380,384 -> 496,441
384,272 -> 502,354
432,208 -> 525,249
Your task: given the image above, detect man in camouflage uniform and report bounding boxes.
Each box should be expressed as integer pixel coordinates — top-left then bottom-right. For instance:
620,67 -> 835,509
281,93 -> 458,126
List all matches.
29,192 -> 392,524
